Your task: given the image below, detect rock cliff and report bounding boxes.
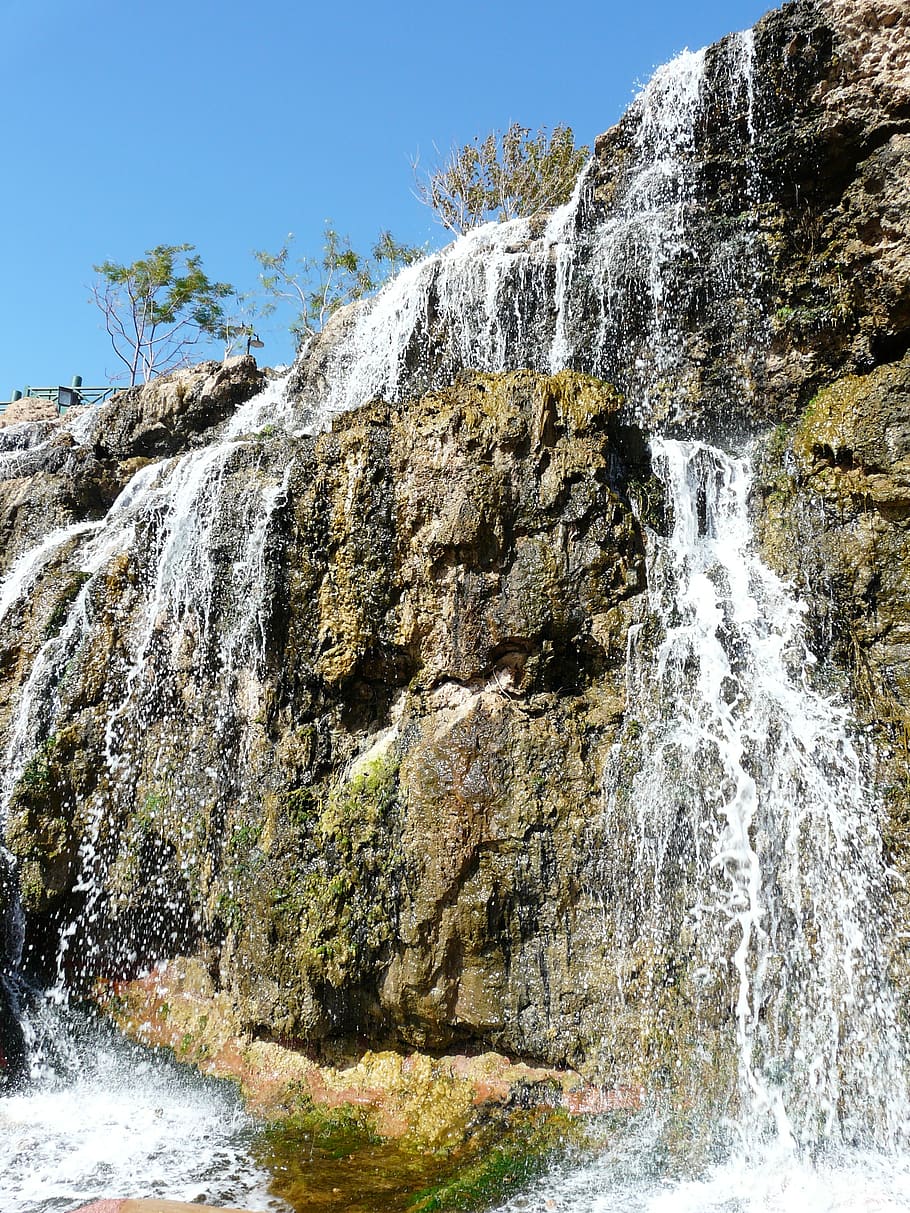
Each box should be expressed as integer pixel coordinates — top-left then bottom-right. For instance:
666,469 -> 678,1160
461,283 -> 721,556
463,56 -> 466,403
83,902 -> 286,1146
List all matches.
1,0 -> 909,1121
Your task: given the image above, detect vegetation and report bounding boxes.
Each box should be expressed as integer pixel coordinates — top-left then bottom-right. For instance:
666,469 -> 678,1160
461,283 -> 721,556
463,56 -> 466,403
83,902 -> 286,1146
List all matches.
413,123 -> 589,234
253,1097 -> 586,1213
91,244 -> 234,384
277,753 -> 402,987
44,571 -> 92,640
408,1111 -> 575,1213
91,120 -> 583,368
17,736 -> 58,794
254,225 -> 423,347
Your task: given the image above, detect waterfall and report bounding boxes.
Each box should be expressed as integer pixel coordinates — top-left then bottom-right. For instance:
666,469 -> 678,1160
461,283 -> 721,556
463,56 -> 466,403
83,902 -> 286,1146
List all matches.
288,31 -> 761,435
0,426 -> 293,994
1,11 -> 909,1212
606,439 -> 909,1151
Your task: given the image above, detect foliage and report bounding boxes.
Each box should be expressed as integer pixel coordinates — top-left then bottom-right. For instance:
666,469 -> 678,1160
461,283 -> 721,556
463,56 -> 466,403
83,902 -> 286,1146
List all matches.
408,1109 -> 581,1213
44,571 -> 91,640
255,224 -> 423,347
261,755 -> 402,988
413,123 -> 589,234
18,736 -> 58,794
91,244 -> 234,385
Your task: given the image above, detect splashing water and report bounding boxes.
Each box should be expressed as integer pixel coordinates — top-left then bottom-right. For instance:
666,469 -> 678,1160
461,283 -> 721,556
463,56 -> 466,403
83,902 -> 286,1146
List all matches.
535,438 -> 910,1209
0,1004 -> 285,1213
0,425 -> 296,1207
633,441 -> 908,1143
494,1129 -> 910,1213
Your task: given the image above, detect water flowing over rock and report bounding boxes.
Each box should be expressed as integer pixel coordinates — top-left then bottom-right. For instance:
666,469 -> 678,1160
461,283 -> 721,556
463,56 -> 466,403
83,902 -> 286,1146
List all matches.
2,0 -> 910,1207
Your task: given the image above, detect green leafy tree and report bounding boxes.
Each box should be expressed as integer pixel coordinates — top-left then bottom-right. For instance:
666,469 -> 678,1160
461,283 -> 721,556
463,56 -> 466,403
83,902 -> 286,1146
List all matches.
92,244 -> 234,384
413,123 -> 589,234
255,224 -> 423,347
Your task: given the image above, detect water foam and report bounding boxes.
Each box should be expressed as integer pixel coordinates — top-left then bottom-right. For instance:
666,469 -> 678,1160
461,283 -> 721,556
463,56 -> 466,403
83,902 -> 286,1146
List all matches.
0,1005 -> 285,1213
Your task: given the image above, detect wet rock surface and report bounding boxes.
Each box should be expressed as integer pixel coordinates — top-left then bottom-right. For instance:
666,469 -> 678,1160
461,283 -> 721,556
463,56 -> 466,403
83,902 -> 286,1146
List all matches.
756,350 -> 910,990
2,0 -> 910,1163
0,367 -> 651,1074
758,0 -> 910,414
102,957 -> 628,1142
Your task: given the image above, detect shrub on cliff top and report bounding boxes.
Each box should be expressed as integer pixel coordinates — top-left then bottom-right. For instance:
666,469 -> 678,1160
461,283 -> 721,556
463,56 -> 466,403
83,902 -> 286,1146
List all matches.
413,123 -> 589,234
255,225 -> 423,347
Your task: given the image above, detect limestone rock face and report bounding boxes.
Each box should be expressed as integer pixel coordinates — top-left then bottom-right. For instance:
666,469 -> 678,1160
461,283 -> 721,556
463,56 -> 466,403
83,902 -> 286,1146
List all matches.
223,371 -> 649,1061
3,0 -> 910,1099
0,358 -> 266,576
0,368 -> 652,1071
755,352 -> 910,986
89,355 -> 265,460
737,0 -> 910,1004
757,0 -> 910,415
823,0 -> 910,125
0,436 -> 119,575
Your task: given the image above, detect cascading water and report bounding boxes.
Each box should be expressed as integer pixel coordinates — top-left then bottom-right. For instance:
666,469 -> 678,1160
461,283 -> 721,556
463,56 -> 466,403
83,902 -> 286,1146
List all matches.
285,30 -> 761,434
0,10 -> 908,1212
0,391 -> 298,1211
489,440 -> 910,1209
631,441 -> 908,1156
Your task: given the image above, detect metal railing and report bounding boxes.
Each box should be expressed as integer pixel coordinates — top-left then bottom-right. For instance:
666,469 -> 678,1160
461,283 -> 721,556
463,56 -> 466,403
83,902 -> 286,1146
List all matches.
0,377 -> 121,416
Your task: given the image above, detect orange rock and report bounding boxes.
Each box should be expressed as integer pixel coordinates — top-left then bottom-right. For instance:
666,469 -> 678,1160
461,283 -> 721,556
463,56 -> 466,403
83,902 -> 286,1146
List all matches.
76,1202 -> 259,1213
564,1084 -> 644,1115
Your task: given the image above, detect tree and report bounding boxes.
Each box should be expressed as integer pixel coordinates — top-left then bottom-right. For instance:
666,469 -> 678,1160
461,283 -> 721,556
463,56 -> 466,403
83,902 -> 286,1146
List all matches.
216,290 -> 264,357
412,123 -> 589,235
92,244 -> 234,385
255,224 -> 423,347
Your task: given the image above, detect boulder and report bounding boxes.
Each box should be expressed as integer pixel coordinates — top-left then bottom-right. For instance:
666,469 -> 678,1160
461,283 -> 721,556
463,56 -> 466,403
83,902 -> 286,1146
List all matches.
90,356 -> 265,460
0,397 -> 59,428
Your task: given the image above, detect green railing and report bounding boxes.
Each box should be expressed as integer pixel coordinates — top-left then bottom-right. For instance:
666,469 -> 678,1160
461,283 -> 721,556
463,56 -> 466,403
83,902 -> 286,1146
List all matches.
0,377 -> 121,416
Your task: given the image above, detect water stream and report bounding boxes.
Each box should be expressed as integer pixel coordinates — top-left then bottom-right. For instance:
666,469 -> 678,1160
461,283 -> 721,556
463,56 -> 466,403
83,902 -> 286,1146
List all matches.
0,1004 -> 283,1213
539,438 -> 910,1209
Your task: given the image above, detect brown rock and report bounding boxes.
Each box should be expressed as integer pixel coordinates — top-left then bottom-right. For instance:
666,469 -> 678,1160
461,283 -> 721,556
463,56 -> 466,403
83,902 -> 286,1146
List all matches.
90,355 -> 265,459
0,397 -> 59,427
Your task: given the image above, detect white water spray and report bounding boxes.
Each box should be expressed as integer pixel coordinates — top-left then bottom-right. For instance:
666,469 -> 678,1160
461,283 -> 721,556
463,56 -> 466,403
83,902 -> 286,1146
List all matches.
618,439 -> 910,1150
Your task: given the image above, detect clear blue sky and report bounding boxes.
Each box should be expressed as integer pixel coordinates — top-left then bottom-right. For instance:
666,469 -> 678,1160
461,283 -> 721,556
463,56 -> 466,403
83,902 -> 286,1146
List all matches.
0,0 -> 771,393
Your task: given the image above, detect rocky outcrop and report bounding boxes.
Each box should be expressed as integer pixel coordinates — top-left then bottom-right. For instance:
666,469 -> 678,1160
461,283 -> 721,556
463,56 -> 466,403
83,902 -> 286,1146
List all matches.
102,957 -> 630,1138
0,436 -> 120,575
758,0 -> 910,414
1,367 -> 653,1077
744,2 -> 910,999
0,357 -> 265,577
88,355 -> 265,460
755,351 -> 910,989
2,0 -> 910,1147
